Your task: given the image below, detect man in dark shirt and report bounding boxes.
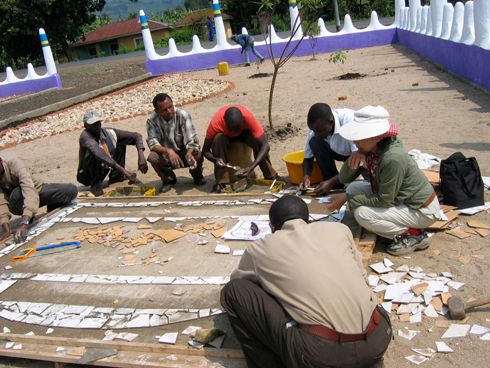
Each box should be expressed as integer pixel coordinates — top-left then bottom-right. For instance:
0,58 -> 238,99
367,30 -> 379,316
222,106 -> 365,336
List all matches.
77,111 -> 148,196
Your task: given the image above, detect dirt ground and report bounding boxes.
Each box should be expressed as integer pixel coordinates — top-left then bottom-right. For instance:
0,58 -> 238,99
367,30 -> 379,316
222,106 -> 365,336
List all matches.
0,54 -> 147,120
0,44 -> 489,367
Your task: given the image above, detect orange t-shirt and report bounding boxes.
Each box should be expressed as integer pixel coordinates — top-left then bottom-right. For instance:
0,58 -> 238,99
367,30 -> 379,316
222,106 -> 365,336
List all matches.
205,105 -> 265,140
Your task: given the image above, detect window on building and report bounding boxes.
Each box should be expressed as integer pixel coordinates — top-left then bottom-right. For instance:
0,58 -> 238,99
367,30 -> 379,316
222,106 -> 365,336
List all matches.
110,43 -> 119,55
134,37 -> 144,48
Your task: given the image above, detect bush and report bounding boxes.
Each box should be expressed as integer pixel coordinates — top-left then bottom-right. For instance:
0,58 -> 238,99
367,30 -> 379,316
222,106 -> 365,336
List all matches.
271,14 -> 289,32
170,29 -> 195,44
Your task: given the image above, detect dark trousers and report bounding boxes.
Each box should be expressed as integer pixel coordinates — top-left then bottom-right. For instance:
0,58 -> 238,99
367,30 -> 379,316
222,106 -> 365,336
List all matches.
221,279 -> 392,368
8,183 -> 78,215
147,149 -> 203,183
77,147 -> 126,187
211,132 -> 277,184
309,136 -> 349,181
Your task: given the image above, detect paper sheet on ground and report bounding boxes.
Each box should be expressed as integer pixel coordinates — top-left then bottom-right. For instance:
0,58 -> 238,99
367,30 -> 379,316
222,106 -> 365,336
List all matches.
222,220 -> 271,241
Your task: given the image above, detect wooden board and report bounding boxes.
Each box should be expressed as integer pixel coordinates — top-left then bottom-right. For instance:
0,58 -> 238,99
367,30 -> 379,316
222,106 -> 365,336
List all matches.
0,333 -> 245,368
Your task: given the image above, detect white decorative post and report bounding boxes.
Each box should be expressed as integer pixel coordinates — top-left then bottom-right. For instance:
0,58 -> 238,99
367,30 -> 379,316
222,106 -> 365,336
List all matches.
212,0 -> 229,48
430,0 -> 447,37
39,28 -> 57,75
449,2 -> 464,42
474,0 -> 490,49
289,0 -> 303,39
139,10 -> 159,60
409,0 -> 421,32
440,3 -> 454,40
395,0 -> 405,27
420,6 -> 429,34
415,7 -> 422,33
425,7 -> 433,35
241,27 -> 248,35
460,1 -> 475,45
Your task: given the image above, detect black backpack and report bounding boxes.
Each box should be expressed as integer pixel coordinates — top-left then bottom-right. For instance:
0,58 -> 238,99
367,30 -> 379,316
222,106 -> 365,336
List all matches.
439,152 -> 484,209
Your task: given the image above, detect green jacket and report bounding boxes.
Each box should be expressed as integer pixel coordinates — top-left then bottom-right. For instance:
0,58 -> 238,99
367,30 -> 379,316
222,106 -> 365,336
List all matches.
339,139 -> 434,210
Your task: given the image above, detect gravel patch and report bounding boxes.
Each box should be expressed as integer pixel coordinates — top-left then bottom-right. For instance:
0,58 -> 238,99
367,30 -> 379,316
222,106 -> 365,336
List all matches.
0,74 -> 232,147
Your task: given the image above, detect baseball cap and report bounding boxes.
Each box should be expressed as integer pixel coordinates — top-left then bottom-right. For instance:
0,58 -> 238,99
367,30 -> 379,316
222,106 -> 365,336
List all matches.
83,111 -> 103,125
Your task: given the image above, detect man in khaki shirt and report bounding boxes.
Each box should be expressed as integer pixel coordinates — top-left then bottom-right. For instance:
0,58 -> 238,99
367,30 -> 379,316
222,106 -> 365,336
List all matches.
0,156 -> 77,243
221,196 -> 392,368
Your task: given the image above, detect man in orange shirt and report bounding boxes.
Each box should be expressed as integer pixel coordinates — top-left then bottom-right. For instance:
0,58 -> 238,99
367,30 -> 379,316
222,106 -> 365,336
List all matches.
202,105 -> 279,192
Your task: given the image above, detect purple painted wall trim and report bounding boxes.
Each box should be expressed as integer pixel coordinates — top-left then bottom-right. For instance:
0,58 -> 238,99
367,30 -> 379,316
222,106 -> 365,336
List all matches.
146,29 -> 397,76
397,29 -> 490,92
0,73 -> 62,98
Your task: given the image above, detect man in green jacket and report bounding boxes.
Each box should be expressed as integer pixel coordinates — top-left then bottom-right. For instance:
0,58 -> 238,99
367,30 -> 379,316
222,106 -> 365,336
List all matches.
325,106 -> 441,256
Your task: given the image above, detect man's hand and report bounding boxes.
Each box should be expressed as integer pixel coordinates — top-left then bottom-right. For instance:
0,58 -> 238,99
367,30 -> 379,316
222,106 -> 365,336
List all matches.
325,193 -> 348,213
215,158 -> 227,167
314,180 -> 333,196
236,166 -> 254,178
122,170 -> 141,185
138,154 -> 148,174
186,153 -> 197,170
14,224 -> 28,244
167,149 -> 184,169
347,152 -> 366,170
299,175 -> 311,190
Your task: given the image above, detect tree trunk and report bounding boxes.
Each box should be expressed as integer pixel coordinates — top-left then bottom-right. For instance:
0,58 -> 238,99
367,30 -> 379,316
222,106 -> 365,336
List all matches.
268,65 -> 279,130
258,11 -> 272,35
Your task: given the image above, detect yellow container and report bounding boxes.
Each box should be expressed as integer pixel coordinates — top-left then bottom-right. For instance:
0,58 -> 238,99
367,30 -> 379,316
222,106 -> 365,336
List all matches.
282,150 -> 323,185
218,62 -> 229,76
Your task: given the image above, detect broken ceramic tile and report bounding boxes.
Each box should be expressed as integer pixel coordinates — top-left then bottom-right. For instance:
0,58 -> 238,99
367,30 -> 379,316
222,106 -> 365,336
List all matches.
367,275 -> 379,287
411,348 -> 435,357
405,355 -> 429,365
182,326 -> 201,335
447,281 -> 464,290
384,284 -> 411,300
370,262 -> 393,274
396,264 -> 410,272
423,304 -> 439,318
3,327 -> 10,333
441,324 -> 471,338
470,325 -> 489,335
158,332 -> 178,344
410,313 -> 422,324
46,328 -> 54,334
435,341 -> 454,352
383,258 -> 394,267
214,243 -> 230,254
77,318 -> 107,329
5,342 -> 14,349
125,314 -> 150,328
114,332 -> 138,341
232,249 -> 245,256
398,329 -> 419,340
480,333 -> 490,341
381,302 -> 392,314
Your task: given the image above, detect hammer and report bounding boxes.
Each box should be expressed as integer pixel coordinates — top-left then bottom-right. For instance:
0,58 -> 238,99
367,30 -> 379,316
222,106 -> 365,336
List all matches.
447,296 -> 490,320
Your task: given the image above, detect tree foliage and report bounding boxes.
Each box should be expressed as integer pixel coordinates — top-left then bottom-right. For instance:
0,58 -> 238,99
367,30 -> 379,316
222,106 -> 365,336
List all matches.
0,0 -> 105,67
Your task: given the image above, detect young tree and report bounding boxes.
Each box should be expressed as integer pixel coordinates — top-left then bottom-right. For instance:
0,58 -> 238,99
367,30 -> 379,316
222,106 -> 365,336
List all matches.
265,0 -> 328,129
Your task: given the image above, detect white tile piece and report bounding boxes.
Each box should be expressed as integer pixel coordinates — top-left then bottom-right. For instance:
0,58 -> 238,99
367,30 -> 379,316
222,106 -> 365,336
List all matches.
398,329 -> 419,340
441,324 -> 471,338
232,250 -> 245,256
188,340 -> 204,349
46,328 -> 54,334
411,348 -> 435,357
122,217 -> 143,223
383,258 -> 394,267
410,313 -> 422,324
77,318 -> 107,329
435,341 -> 454,353
214,244 -> 231,254
158,332 -> 178,344
370,262 -> 393,274
405,355 -> 429,365
5,342 -> 14,349
98,217 -> 124,224
373,284 -> 387,293
480,333 -> 490,341
397,303 -> 419,315
80,218 -> 100,225
125,314 -> 150,328
0,280 -> 17,294
12,343 -> 22,350
441,272 -> 453,279
423,291 -> 432,305
384,283 -> 411,300
396,264 -> 410,272
146,217 -> 161,223
393,292 -> 415,304
182,326 -> 201,335
367,275 -> 379,287
3,327 -> 11,333
115,332 -> 138,341
447,281 -> 464,290
381,302 -> 392,314
149,315 -> 168,327
470,325 -> 489,335
423,305 -> 439,318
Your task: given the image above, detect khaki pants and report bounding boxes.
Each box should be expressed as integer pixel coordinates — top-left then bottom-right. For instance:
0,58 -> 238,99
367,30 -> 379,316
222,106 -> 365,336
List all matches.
346,181 -> 441,239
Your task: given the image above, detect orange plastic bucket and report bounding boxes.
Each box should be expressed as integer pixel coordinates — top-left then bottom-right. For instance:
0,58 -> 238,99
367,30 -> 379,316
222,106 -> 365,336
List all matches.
282,150 -> 323,185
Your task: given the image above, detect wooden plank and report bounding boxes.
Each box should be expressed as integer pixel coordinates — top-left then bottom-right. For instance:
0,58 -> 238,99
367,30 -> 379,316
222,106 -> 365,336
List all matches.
0,333 -> 244,359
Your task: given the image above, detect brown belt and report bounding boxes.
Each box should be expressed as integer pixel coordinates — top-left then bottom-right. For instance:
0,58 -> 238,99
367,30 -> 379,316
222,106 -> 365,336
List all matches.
421,191 -> 437,208
299,307 -> 382,343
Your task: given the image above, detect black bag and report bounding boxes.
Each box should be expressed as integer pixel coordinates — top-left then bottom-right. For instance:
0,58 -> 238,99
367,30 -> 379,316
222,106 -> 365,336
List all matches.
439,152 -> 484,209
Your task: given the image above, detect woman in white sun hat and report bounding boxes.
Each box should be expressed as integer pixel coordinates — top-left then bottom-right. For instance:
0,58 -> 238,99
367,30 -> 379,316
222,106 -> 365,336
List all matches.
325,106 -> 441,256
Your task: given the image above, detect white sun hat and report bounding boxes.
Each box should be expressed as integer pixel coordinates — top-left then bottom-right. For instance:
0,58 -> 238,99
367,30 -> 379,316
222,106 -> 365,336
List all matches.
338,105 -> 390,141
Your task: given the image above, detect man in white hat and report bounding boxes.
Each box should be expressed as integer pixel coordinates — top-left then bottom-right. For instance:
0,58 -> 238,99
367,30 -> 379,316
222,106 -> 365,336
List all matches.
77,111 -> 148,196
300,103 -> 358,195
325,106 -> 441,256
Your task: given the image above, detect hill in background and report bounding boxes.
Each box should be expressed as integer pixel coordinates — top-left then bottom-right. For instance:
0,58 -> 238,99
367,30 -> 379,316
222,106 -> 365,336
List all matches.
102,0 -> 184,19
